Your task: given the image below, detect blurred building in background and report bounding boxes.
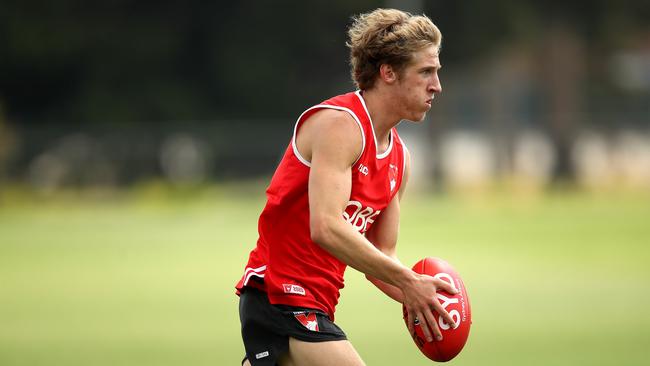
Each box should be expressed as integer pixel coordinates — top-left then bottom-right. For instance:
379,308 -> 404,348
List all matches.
0,0 -> 648,193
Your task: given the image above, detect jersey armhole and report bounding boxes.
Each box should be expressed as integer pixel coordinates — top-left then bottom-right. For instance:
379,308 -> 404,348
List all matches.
291,105 -> 366,168
399,136 -> 409,193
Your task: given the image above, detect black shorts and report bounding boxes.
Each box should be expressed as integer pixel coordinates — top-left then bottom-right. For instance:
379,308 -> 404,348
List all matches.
238,287 -> 347,366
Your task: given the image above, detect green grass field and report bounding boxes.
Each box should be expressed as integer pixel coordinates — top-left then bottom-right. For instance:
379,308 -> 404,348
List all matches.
1,186 -> 649,365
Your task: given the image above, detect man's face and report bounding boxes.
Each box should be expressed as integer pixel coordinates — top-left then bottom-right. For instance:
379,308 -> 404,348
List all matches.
395,45 -> 442,122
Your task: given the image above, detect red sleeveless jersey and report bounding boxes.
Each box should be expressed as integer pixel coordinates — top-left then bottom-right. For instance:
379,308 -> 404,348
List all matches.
235,91 -> 407,320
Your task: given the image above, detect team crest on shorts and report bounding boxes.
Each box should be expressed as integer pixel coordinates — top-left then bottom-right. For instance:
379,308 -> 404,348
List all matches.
294,312 -> 319,332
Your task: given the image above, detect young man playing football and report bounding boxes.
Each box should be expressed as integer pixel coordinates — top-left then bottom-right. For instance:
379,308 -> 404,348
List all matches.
235,8 -> 458,366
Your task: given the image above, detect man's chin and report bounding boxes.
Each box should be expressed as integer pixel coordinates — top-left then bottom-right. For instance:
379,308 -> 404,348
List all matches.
405,112 -> 427,123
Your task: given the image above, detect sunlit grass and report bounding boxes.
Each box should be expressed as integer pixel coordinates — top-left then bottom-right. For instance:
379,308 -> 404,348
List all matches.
1,185 -> 649,365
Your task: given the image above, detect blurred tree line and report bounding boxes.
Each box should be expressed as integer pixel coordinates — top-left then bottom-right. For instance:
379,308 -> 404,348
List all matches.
0,0 -> 648,188
1,0 -> 648,125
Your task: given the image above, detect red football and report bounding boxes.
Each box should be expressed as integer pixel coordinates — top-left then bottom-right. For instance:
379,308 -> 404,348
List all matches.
402,257 -> 472,362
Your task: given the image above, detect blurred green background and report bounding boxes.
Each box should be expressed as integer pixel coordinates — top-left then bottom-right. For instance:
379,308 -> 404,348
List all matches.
1,186 -> 649,365
1,0 -> 650,365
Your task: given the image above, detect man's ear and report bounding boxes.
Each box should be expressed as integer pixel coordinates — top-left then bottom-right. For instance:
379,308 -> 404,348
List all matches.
379,64 -> 398,84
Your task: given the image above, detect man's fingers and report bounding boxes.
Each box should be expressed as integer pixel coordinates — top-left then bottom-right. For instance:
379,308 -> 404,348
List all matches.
435,278 -> 459,294
407,309 -> 415,336
432,299 -> 457,329
416,311 -> 433,342
404,275 -> 462,344
423,308 -> 442,341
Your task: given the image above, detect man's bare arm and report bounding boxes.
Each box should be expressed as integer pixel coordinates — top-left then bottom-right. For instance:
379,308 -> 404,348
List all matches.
365,147 -> 410,303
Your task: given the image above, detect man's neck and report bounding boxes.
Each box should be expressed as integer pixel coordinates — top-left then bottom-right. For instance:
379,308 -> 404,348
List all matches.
359,88 -> 401,152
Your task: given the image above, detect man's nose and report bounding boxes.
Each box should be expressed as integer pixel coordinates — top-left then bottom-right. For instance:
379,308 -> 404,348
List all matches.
431,75 -> 442,94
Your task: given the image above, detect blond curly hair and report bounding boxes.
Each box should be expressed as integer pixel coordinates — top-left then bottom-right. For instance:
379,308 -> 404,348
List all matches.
347,8 -> 441,90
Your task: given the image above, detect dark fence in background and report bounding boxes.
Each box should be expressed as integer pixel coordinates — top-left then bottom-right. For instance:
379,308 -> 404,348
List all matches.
1,120 -> 291,190
2,112 -> 649,193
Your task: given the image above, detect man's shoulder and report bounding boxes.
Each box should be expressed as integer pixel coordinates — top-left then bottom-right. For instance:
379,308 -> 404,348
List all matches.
302,108 -> 361,151
320,91 -> 358,105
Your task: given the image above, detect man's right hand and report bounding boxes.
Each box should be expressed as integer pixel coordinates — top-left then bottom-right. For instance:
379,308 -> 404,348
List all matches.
401,272 -> 459,343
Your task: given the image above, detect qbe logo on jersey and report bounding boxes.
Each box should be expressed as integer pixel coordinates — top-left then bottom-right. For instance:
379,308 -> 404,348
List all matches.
343,201 -> 380,234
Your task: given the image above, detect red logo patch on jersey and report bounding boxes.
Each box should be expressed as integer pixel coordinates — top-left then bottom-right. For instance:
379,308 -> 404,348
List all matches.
282,284 -> 306,296
294,312 -> 319,331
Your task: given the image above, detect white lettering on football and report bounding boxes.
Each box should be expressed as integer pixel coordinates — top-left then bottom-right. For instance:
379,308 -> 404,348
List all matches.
439,309 -> 461,330
434,272 -> 462,330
